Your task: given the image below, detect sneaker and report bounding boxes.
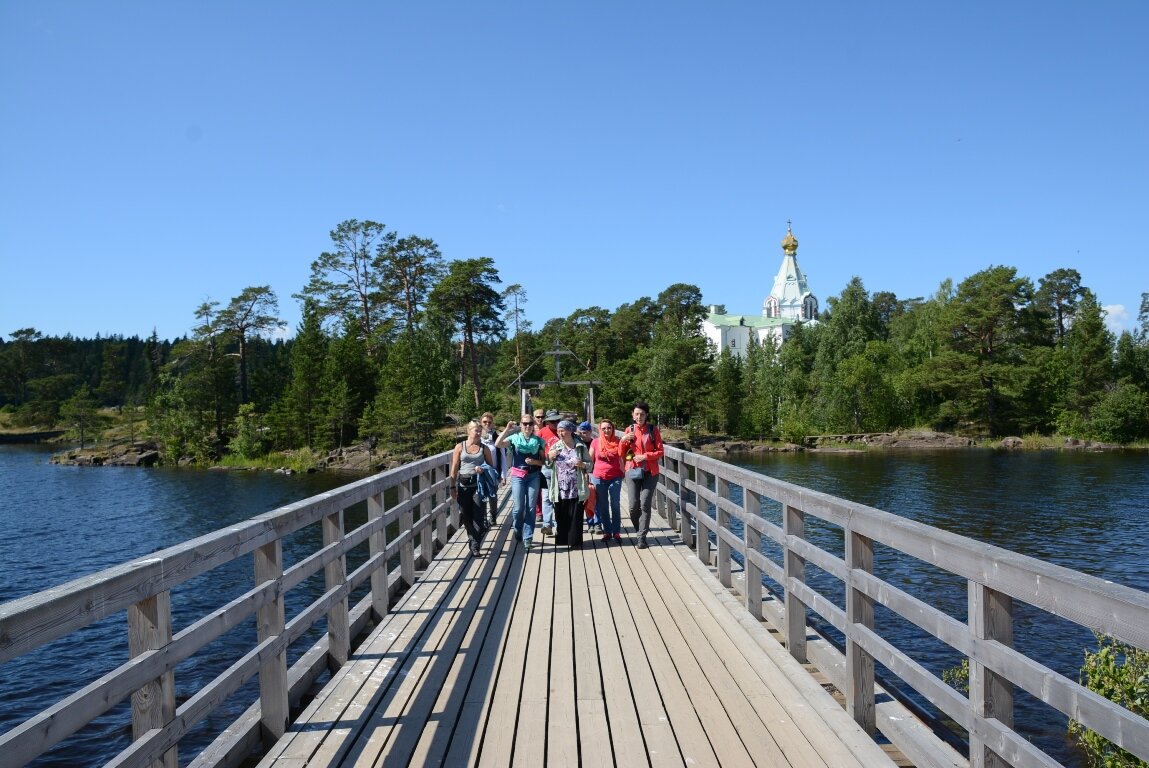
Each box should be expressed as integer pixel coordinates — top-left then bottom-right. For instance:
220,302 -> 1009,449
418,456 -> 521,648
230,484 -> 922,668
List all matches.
523,542 -> 532,553
613,533 -> 622,541
470,541 -> 482,557
637,538 -> 648,549
542,525 -> 554,537
601,533 -> 611,542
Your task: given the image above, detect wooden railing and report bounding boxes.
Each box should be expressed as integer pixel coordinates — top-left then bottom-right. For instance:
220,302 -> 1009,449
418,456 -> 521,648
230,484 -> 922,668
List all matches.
654,445 -> 1149,768
0,451 -> 456,768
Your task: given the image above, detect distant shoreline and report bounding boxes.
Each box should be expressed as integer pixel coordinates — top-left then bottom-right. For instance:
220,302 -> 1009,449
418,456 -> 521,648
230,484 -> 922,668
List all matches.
0,431 -> 65,444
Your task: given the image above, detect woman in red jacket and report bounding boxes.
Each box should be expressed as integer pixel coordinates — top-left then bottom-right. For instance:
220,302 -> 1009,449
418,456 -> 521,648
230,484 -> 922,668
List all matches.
618,401 -> 663,549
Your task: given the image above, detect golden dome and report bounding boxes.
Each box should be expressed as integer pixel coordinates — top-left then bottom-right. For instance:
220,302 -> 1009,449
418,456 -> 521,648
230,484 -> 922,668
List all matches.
781,226 -> 798,255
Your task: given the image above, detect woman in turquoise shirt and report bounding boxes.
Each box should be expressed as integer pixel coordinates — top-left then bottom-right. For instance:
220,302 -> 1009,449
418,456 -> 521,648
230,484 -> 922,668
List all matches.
496,414 -> 546,552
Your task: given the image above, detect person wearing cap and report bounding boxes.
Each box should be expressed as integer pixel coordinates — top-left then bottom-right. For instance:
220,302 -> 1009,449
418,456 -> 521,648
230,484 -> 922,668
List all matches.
536,409 -> 562,537
546,419 -> 591,548
576,422 -> 599,533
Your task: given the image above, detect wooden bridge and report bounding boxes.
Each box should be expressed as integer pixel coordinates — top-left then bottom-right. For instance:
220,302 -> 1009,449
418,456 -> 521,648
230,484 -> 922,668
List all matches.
3,446 -> 1149,767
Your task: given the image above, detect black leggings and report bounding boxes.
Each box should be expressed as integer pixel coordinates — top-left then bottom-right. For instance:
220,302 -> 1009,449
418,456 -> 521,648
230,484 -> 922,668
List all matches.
457,484 -> 484,543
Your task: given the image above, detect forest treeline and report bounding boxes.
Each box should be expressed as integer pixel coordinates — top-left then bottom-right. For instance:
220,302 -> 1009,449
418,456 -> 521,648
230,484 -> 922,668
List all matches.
2,219 -> 1148,461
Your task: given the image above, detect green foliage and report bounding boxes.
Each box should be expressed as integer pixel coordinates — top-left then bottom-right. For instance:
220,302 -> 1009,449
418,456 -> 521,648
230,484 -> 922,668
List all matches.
228,403 -> 267,459
1069,634 -> 1149,768
1090,384 -> 1149,444
941,658 -> 969,694
60,384 -> 109,449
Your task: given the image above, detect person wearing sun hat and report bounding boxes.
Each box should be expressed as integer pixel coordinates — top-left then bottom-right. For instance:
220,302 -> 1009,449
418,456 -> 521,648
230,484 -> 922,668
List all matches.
546,419 -> 591,548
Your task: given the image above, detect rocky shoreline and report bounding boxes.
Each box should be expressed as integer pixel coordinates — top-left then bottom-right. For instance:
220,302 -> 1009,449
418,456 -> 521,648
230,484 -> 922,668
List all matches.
49,440 -> 413,474
690,428 -> 1124,455
40,427 -> 1129,470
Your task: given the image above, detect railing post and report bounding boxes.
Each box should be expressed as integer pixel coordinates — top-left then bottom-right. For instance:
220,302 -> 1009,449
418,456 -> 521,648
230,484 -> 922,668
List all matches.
368,488 -> 389,621
969,582 -> 1015,768
323,508 -> 349,667
846,527 -> 876,734
435,465 -> 450,550
663,456 -> 679,531
419,468 -> 433,565
128,591 -> 177,768
400,477 -> 416,588
783,504 -> 808,663
679,460 -> 694,549
743,488 -> 763,620
254,540 -> 288,742
716,476 -> 732,588
696,469 -> 713,565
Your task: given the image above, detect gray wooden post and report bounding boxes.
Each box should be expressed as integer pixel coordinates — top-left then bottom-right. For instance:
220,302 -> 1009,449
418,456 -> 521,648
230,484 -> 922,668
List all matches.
254,540 -> 288,742
435,465 -> 450,550
679,460 -> 694,550
743,488 -> 763,620
368,489 -> 389,621
696,469 -> 713,565
716,476 -> 732,588
419,468 -> 433,566
664,456 -> 679,530
969,582 -> 1014,768
128,591 -> 177,768
323,508 -> 349,668
399,478 -> 416,588
783,504 -> 808,663
846,527 -> 876,734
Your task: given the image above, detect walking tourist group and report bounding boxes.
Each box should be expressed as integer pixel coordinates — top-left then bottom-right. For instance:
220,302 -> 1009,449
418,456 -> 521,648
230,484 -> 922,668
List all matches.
448,401 -> 664,557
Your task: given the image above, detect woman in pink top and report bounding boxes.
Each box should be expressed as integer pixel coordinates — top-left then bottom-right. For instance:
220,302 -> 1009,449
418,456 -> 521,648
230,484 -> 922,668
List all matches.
590,418 -> 624,542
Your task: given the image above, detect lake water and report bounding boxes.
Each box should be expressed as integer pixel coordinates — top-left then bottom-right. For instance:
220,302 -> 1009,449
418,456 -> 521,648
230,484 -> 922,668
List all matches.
2,444 -> 1147,766
726,448 -> 1149,765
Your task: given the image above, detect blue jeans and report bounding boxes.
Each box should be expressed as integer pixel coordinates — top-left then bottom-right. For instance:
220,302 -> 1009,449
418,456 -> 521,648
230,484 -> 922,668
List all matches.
593,476 -> 622,535
511,471 -> 541,544
540,465 -> 555,527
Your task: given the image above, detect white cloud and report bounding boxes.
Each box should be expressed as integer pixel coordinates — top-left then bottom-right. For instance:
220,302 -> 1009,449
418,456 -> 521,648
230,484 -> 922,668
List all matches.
1103,304 -> 1130,336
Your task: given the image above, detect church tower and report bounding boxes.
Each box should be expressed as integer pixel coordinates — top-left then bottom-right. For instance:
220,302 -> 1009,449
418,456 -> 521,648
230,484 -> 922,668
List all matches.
763,223 -> 819,322
700,222 -> 819,357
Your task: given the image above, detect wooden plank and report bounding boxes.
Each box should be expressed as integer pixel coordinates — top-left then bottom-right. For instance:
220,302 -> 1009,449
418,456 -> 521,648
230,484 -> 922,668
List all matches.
609,537 -> 721,766
336,536 -> 485,766
475,529 -> 542,767
546,544 -> 579,768
258,534 -> 471,766
583,535 -> 655,767
512,534 -> 556,767
568,546 -> 612,768
406,524 -> 519,764
626,533 -> 781,768
657,528 -> 899,768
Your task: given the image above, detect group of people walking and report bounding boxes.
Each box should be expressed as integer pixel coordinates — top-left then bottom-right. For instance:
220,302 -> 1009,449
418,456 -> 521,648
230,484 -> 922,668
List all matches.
450,401 -> 664,557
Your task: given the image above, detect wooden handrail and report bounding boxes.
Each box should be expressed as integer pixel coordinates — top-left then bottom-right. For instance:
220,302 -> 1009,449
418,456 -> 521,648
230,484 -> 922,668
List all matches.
655,445 -> 1149,768
0,451 -> 454,768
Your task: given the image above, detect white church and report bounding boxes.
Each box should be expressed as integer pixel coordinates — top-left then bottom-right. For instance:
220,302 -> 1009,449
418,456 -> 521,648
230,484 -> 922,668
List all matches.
701,224 -> 819,357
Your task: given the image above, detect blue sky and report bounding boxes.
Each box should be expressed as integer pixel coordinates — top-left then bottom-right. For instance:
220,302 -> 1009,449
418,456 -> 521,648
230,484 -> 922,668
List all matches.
2,1 -> 1146,342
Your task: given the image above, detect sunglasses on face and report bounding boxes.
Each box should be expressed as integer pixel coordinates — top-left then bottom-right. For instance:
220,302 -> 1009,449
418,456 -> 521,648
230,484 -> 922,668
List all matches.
520,422 -> 534,426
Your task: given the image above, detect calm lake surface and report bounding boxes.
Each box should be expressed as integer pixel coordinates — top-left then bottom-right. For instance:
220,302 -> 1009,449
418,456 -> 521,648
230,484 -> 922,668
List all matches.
2,444 -> 1147,766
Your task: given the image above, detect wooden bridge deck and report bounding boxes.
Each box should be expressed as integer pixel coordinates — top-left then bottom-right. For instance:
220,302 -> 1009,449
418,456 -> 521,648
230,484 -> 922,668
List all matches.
256,491 -> 897,768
